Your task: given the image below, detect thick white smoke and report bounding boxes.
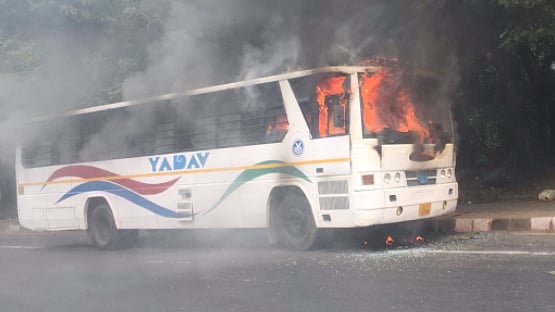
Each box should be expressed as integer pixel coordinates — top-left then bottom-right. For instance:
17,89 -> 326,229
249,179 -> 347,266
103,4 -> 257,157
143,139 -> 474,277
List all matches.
0,0 -> 460,218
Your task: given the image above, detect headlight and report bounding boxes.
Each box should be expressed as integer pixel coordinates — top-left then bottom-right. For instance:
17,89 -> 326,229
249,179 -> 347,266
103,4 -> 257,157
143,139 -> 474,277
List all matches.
394,172 -> 401,183
447,169 -> 452,178
440,170 -> 446,178
384,173 -> 391,184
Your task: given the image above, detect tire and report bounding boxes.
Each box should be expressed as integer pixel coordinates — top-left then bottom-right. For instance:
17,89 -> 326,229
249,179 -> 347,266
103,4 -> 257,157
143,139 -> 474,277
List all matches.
88,204 -> 138,250
275,193 -> 318,251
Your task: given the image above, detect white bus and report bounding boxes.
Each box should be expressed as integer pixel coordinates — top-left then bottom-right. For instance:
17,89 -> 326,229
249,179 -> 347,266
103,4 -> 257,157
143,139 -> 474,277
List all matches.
16,65 -> 458,250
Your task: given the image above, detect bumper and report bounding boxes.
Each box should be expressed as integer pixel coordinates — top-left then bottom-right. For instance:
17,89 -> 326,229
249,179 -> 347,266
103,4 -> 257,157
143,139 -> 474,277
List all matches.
351,182 -> 458,227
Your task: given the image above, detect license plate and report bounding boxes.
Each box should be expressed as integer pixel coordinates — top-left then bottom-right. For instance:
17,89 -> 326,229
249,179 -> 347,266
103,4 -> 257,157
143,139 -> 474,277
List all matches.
418,203 -> 432,216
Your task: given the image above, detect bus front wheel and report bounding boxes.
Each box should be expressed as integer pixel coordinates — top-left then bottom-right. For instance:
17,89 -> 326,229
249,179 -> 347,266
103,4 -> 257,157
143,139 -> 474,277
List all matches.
276,193 -> 318,251
88,204 -> 138,250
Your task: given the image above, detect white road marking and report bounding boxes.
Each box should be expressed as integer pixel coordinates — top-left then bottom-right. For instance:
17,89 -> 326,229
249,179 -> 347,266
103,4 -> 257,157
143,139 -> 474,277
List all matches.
145,259 -> 193,265
0,245 -> 42,249
428,249 -> 555,256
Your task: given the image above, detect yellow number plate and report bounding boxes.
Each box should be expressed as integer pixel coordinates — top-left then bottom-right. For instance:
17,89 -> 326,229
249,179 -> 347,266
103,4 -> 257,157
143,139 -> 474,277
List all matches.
418,203 -> 432,216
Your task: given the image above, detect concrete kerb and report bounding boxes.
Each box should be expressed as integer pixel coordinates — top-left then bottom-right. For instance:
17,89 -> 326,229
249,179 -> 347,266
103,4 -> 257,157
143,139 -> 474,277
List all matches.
432,217 -> 555,233
530,217 -> 555,231
0,219 -> 21,232
2,217 -> 554,234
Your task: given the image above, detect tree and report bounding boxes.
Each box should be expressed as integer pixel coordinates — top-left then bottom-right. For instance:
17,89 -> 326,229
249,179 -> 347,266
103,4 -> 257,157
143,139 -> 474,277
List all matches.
444,0 -> 555,188
0,0 -> 170,217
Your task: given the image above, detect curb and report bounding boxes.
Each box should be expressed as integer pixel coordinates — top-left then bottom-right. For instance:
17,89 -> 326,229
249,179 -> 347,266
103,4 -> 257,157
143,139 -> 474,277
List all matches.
432,217 -> 555,233
3,218 -> 555,234
0,220 -> 21,232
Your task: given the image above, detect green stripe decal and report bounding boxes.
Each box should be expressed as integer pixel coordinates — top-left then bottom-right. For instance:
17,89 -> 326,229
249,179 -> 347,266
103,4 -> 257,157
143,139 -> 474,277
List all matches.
201,160 -> 311,215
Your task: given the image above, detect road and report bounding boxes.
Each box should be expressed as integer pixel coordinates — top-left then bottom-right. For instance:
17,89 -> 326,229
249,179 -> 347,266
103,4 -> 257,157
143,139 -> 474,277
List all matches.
0,230 -> 554,312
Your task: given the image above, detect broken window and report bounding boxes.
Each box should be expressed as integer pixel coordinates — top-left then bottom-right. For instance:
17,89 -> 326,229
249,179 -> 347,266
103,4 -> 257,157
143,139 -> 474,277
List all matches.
289,73 -> 350,138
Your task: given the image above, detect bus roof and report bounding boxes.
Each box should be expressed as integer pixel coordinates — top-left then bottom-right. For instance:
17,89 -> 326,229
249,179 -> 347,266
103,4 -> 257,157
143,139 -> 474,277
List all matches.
32,65 -> 384,122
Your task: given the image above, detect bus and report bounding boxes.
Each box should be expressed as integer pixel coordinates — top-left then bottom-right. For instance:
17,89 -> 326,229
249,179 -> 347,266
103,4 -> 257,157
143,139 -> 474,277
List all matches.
16,65 -> 458,250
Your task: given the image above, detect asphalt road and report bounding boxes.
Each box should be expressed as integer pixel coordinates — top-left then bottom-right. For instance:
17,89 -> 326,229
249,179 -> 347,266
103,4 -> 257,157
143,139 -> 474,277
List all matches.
0,230 -> 554,312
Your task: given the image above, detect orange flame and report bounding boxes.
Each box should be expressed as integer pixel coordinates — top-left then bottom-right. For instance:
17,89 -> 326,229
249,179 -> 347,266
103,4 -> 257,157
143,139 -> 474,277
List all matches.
385,236 -> 395,246
360,57 -> 400,67
316,76 -> 347,137
416,235 -> 424,242
266,114 -> 288,134
360,69 -> 430,142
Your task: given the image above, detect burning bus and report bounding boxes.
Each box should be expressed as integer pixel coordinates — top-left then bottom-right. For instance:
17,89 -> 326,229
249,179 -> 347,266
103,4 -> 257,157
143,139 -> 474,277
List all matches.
15,64 -> 457,250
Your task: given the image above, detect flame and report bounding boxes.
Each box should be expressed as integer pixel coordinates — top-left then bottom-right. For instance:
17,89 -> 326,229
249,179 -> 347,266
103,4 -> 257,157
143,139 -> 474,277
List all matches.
315,76 -> 347,137
415,235 -> 424,242
266,113 -> 288,134
360,68 -> 430,142
385,235 -> 395,246
360,57 -> 400,67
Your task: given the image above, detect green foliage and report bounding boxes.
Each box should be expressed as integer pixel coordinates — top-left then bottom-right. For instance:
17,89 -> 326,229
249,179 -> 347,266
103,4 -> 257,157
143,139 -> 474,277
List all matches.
446,0 -> 555,188
497,0 -> 555,49
0,0 -> 169,106
0,35 -> 40,73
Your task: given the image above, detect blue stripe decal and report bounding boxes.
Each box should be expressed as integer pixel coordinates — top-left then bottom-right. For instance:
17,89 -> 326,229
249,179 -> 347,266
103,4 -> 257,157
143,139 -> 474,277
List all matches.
57,181 -> 180,219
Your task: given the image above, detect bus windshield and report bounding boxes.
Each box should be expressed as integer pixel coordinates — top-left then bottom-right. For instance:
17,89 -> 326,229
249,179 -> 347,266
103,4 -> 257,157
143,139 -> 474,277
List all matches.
359,69 -> 453,145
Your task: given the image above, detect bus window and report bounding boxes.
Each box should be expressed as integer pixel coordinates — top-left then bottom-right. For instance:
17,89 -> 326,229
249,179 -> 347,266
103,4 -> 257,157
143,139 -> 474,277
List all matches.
218,113 -> 242,147
290,74 -> 350,138
315,76 -> 349,137
52,120 -> 79,165
21,119 -> 76,168
173,96 -> 194,152
188,81 -> 286,149
154,122 -> 176,154
264,108 -> 288,142
242,82 -> 286,144
192,116 -> 216,150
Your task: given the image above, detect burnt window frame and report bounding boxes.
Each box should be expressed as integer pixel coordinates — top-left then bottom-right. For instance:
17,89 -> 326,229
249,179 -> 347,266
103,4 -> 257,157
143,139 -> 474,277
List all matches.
289,73 -> 351,139
358,71 -> 454,144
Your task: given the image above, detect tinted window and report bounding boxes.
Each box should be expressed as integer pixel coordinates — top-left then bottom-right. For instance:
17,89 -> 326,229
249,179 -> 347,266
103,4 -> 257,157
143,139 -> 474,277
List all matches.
21,82 -> 288,168
188,81 -> 287,150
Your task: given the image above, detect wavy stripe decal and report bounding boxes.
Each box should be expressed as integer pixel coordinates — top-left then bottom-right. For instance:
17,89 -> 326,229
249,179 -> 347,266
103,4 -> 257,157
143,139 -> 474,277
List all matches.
44,165 -> 179,195
201,160 -> 311,215
57,181 -> 180,218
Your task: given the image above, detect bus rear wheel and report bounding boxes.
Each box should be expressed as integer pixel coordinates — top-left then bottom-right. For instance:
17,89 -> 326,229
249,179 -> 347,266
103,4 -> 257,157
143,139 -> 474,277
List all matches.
88,204 -> 138,250
276,193 -> 318,251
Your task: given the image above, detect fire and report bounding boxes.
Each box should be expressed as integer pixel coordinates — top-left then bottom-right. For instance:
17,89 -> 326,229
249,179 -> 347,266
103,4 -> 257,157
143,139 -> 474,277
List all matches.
360,68 -> 430,142
266,113 -> 288,134
315,76 -> 347,137
415,235 -> 424,242
385,235 -> 395,246
360,57 -> 400,67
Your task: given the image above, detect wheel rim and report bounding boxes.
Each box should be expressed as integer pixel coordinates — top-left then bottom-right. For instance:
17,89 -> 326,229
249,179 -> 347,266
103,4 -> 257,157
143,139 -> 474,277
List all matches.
95,215 -> 113,245
283,205 -> 310,240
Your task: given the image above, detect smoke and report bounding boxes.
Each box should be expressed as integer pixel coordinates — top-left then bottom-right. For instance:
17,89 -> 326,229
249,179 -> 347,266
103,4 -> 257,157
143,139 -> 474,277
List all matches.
0,0 -> 461,119
122,1 -> 459,99
0,39 -> 106,165
122,1 -> 299,99
77,105 -> 159,162
0,0 -> 461,217
122,2 -> 228,99
0,0 -> 462,150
